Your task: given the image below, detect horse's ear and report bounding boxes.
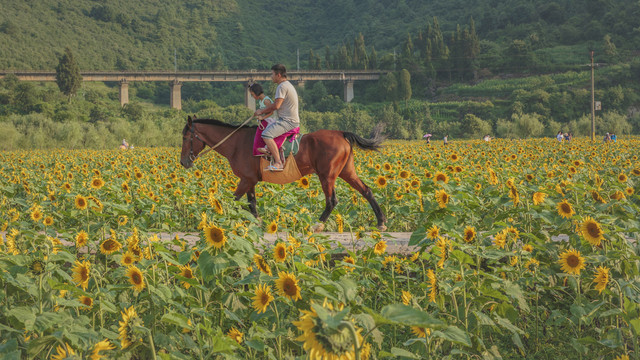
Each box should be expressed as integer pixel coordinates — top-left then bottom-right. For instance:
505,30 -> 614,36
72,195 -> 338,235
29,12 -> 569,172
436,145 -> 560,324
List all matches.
193,114 -> 198,120
187,116 -> 192,126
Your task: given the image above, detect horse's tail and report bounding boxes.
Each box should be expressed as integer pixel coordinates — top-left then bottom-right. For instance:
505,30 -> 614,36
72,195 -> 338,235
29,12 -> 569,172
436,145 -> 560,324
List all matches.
343,126 -> 386,151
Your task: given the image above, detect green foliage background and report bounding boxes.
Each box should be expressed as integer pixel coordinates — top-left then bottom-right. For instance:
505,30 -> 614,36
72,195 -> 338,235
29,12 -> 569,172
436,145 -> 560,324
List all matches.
1,0 -> 640,147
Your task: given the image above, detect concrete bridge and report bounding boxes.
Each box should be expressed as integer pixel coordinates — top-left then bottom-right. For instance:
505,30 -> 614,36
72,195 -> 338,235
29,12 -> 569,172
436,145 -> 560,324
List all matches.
0,70 -> 385,110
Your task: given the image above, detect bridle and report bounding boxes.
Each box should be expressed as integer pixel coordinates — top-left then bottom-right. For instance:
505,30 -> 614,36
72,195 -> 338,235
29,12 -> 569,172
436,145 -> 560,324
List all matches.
186,115 -> 255,162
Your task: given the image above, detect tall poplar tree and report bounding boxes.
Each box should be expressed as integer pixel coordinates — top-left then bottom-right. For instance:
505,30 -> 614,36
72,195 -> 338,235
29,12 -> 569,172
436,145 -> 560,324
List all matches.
55,47 -> 82,100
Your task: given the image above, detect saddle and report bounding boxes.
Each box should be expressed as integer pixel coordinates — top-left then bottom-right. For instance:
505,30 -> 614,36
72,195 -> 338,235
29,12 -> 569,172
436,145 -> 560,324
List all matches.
257,131 -> 304,184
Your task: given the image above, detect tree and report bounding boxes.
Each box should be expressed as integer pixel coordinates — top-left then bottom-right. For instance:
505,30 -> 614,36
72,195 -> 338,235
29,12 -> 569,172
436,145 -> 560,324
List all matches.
56,47 -> 83,100
399,69 -> 412,106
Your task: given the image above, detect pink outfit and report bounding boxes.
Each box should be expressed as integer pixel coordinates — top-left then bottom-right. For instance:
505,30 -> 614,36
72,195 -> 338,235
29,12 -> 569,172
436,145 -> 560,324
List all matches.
253,120 -> 300,156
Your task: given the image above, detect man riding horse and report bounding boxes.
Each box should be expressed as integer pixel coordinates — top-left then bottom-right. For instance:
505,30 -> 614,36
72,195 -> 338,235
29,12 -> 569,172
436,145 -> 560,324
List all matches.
254,64 -> 299,172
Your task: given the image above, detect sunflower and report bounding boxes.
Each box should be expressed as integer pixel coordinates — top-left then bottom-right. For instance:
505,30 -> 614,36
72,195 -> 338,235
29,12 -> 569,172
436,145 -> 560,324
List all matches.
178,265 -> 195,289
558,248 -> 586,275
298,177 -> 310,189
593,266 -> 609,293
204,224 -> 227,249
335,213 -> 344,233
253,254 -> 272,276
435,237 -> 450,268
90,177 -> 105,190
29,259 -> 45,275
433,171 -> 449,184
75,231 -> 89,248
121,251 -> 136,266
118,215 -> 128,226
617,173 -> 628,183
273,242 -> 287,263
293,301 -> 364,360
79,295 -> 93,309
90,339 -> 115,360
401,290 -> 412,305
474,183 -> 482,191
100,238 -> 122,255
342,256 -> 356,272
227,327 -> 243,344
275,271 -> 302,301
266,220 -> 278,234
375,175 -> 387,188
42,216 -> 54,226
411,326 -> 429,338
557,199 -> 575,219
532,192 -> 546,205
126,265 -> 145,292
427,269 -> 438,303
119,306 -> 143,349
626,187 -> 635,196
463,226 -> 476,243
611,190 -> 626,201
522,244 -> 533,252
493,232 -> 506,249
525,258 -> 540,273
399,170 -> 410,179
30,207 -> 43,222
72,260 -> 90,290
580,216 -> 604,246
373,240 -> 387,255
435,189 -> 450,208
591,190 -> 607,204
252,283 -> 274,314
427,225 -> 440,239
51,343 -> 76,360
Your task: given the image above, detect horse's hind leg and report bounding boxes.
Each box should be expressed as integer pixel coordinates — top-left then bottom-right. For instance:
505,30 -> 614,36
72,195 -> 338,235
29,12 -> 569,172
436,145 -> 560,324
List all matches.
311,173 -> 339,232
339,161 -> 387,230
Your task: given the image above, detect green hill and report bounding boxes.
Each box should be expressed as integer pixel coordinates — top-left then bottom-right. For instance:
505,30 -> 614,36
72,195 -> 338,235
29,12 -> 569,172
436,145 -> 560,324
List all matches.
1,0 -> 639,71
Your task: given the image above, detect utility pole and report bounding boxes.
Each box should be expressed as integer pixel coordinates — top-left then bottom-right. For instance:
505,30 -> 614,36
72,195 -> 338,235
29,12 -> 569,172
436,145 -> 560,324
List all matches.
297,48 -> 300,70
590,50 -> 595,142
174,49 -> 177,73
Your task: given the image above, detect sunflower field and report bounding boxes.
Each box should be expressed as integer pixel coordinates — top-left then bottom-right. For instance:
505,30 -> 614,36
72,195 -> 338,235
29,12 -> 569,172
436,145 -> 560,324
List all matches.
1,137 -> 639,359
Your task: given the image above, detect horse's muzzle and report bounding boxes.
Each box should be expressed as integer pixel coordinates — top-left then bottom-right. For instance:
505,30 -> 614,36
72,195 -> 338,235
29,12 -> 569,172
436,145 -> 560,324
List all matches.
180,158 -> 193,169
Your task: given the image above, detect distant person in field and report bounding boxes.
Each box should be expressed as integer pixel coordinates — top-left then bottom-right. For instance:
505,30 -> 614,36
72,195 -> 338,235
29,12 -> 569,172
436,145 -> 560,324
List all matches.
254,64 -> 300,172
120,139 -> 129,150
483,134 -> 491,142
603,133 -> 611,143
443,134 -> 449,145
556,131 -> 563,142
611,133 -> 617,142
249,83 -> 276,156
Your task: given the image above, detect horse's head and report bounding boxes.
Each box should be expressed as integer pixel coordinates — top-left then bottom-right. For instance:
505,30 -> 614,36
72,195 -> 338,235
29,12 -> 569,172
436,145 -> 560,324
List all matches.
180,116 -> 206,169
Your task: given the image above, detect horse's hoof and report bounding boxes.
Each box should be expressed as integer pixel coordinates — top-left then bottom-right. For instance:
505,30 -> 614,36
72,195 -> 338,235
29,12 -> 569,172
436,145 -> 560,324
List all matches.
311,222 -> 325,233
377,224 -> 387,232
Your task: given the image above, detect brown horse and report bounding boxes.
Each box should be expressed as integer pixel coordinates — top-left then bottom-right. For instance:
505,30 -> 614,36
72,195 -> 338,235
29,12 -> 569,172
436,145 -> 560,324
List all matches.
180,116 -> 386,231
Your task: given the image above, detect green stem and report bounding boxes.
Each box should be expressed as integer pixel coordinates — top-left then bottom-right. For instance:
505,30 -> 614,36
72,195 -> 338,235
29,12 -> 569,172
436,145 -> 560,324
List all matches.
148,332 -> 158,360
339,321 -> 361,360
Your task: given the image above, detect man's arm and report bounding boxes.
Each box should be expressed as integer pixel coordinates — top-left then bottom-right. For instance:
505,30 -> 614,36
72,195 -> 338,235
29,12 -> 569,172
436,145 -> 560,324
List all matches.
255,98 -> 283,117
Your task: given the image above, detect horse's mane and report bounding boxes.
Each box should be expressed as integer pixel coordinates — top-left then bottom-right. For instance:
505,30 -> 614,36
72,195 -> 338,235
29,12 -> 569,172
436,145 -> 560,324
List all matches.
183,118 -> 257,135
194,118 -> 257,129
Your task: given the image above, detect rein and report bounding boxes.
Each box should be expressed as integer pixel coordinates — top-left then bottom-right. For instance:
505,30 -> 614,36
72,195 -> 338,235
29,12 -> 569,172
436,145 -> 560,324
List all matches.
188,115 -> 254,161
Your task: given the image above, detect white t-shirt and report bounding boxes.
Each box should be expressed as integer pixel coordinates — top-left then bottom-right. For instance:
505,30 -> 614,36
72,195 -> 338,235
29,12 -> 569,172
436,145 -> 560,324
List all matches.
274,80 -> 299,125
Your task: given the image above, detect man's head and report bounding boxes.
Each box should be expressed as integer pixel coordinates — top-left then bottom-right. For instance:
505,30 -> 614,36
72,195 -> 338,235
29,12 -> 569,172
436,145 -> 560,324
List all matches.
271,64 -> 287,83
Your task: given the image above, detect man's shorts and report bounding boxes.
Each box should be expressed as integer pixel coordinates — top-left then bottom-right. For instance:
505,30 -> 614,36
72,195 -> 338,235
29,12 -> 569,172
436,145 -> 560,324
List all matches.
261,118 -> 299,139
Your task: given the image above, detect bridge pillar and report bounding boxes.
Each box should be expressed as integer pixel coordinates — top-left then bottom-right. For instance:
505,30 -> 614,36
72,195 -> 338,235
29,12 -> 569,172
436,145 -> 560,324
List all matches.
245,81 -> 256,111
119,79 -> 129,107
296,80 -> 305,88
343,81 -> 354,102
170,80 -> 182,110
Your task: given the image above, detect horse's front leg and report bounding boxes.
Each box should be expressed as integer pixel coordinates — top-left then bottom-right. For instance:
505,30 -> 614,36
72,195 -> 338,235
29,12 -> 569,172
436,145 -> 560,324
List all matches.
233,179 -> 258,218
312,179 -> 338,233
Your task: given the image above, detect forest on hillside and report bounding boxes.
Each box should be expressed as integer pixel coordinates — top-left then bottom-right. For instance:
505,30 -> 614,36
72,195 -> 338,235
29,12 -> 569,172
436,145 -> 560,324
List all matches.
1,0 -> 640,148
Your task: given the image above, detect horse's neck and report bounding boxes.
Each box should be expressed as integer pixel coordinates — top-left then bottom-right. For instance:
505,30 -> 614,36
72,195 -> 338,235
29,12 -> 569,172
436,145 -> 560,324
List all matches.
199,125 -> 251,158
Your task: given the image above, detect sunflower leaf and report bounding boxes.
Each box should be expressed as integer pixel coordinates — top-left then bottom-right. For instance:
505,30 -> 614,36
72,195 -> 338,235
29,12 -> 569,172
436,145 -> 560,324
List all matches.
379,304 -> 446,329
